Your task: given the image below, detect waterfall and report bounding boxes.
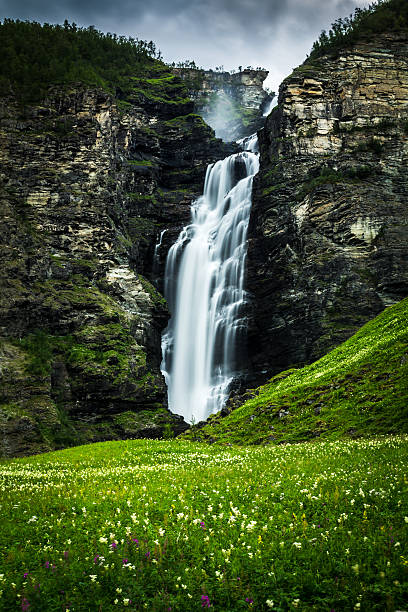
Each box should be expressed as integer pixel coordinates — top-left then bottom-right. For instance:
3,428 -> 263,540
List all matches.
152,229 -> 167,285
154,229 -> 167,263
236,133 -> 259,153
161,136 -> 259,424
262,97 -> 276,117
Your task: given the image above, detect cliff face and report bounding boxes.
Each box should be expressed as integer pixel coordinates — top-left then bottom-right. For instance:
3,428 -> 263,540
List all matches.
247,33 -> 408,381
173,68 -> 271,141
0,78 -> 232,456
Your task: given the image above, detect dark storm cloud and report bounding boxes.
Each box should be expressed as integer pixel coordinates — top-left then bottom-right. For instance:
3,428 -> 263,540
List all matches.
0,0 -> 370,90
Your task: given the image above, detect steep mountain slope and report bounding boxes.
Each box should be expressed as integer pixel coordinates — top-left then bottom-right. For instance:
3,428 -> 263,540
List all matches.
188,297 -> 408,444
0,21 -> 233,457
247,28 -> 408,382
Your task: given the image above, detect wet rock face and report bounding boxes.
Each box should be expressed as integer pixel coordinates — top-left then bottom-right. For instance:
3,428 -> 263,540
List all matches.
247,33 -> 408,382
0,83 -> 230,456
172,68 -> 271,141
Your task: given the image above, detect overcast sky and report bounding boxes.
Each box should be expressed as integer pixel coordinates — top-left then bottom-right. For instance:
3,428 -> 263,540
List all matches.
0,0 -> 371,93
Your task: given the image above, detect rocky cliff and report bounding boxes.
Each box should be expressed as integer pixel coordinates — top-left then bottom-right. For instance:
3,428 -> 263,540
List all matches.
172,68 -> 272,141
0,70 -> 233,456
247,32 -> 408,382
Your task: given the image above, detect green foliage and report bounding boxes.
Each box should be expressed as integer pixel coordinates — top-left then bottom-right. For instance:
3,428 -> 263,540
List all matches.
19,330 -> 53,377
16,322 -> 146,394
296,166 -> 346,200
355,138 -> 385,154
309,0 -> 408,59
127,72 -> 190,107
126,160 -> 155,166
346,165 -> 373,179
0,19 -> 164,103
164,113 -> 208,130
0,437 -> 407,610
137,275 -> 167,307
162,422 -> 174,440
192,298 -> 408,445
169,63 -> 206,93
295,164 -> 376,201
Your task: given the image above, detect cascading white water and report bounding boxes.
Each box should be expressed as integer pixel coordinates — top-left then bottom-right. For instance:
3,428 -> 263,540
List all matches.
236,133 -> 259,153
262,97 -> 276,117
152,229 -> 167,284
154,229 -> 167,263
161,137 -> 259,424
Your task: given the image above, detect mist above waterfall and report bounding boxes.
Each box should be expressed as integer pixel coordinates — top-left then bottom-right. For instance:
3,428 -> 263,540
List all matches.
201,91 -> 237,141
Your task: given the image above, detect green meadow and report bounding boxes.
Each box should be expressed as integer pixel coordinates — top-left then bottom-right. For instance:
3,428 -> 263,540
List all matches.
193,298 -> 408,445
1,437 -> 407,611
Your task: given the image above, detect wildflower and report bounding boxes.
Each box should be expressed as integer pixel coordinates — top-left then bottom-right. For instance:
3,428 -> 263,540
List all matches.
158,528 -> 165,536
201,594 -> 211,608
123,599 -> 130,606
293,542 -> 302,549
266,601 -> 274,608
23,573 -> 29,579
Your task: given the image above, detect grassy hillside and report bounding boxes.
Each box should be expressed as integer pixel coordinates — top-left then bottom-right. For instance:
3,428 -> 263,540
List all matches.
0,437 -> 407,610
191,298 -> 408,445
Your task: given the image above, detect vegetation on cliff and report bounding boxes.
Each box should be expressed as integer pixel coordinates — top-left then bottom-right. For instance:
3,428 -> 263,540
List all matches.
310,0 -> 408,59
0,436 -> 407,610
0,19 -> 176,103
190,298 -> 408,445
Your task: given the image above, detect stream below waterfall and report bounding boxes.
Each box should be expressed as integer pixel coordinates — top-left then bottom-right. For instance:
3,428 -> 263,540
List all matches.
161,135 -> 259,424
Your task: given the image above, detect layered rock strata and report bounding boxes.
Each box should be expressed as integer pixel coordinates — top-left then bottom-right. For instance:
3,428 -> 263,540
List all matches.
247,33 -> 408,381
0,79 -> 232,456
